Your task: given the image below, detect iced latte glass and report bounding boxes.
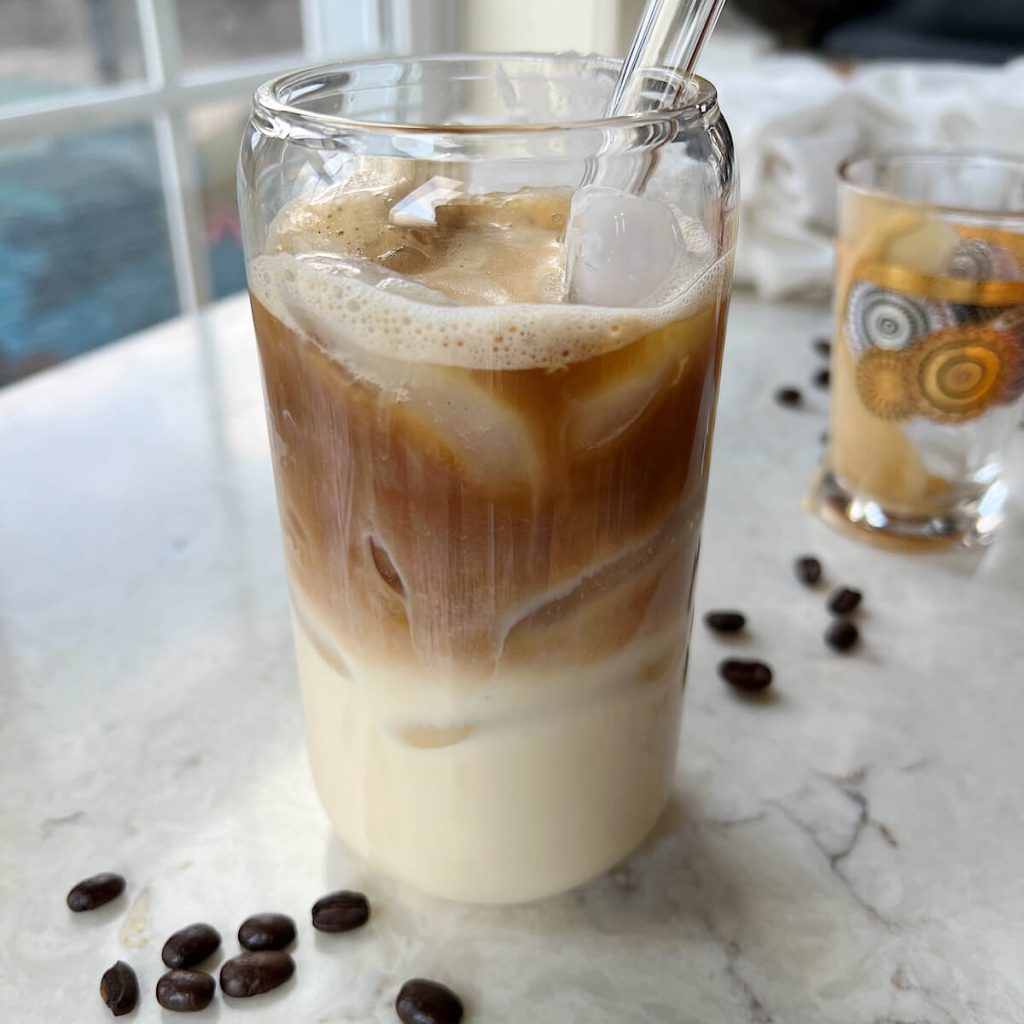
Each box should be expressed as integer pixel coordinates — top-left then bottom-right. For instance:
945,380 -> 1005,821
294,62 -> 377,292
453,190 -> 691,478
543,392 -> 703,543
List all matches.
810,152 -> 1024,548
239,55 -> 737,902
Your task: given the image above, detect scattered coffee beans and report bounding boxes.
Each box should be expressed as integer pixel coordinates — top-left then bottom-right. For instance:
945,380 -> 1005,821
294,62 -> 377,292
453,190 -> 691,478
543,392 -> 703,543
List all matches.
794,556 -> 822,586
156,969 -> 216,1012
67,872 -> 126,912
396,978 -> 465,1024
828,587 -> 862,615
311,890 -> 370,933
813,337 -> 831,357
161,923 -> 221,969
99,961 -> 138,1017
825,620 -> 860,652
813,367 -> 830,389
718,658 -> 773,692
238,912 -> 296,952
774,386 -> 802,407
704,610 -> 746,634
220,951 -> 295,998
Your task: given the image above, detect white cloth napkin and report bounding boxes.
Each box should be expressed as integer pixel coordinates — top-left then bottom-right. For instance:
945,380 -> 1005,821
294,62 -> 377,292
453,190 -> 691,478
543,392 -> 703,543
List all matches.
705,56 -> 1024,299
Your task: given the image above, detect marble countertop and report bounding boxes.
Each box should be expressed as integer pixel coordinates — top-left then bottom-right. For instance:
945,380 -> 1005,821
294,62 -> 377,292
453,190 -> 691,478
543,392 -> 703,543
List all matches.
2,292 -> 1023,1024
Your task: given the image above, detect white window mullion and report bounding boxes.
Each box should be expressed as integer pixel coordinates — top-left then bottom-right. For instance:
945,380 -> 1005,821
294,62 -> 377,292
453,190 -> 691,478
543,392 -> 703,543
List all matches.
137,0 -> 210,313
154,113 -> 210,312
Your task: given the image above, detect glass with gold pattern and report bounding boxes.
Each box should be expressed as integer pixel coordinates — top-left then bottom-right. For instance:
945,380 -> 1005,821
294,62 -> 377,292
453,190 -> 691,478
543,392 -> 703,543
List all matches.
809,152 -> 1024,548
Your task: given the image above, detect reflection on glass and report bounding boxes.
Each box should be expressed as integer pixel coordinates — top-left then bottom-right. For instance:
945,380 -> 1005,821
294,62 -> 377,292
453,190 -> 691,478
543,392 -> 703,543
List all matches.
0,0 -> 145,107
176,0 -> 303,70
189,100 -> 249,299
0,123 -> 179,386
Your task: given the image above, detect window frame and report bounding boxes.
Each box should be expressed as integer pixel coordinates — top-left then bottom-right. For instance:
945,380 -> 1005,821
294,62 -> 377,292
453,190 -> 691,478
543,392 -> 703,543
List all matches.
0,0 -> 457,315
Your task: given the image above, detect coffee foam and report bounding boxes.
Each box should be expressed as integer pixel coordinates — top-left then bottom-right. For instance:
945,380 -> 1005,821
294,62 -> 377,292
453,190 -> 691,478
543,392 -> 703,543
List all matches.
248,195 -> 726,372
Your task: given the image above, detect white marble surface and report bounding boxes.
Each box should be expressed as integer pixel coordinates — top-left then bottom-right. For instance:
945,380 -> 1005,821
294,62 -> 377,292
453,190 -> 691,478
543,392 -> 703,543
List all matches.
2,293 -> 1023,1023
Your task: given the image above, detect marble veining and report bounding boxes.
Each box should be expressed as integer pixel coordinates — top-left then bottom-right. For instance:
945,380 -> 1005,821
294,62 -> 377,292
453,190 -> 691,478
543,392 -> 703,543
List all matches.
1,294 -> 1022,1023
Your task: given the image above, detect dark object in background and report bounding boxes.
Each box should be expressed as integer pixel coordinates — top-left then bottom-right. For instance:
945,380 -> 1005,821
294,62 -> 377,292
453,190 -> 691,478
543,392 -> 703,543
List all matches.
99,961 -> 139,1017
67,872 -> 126,912
828,586 -> 863,615
162,923 -> 221,969
735,0 -> 1024,63
825,619 -> 860,651
704,610 -> 747,633
795,555 -> 823,586
396,979 -> 465,1024
156,969 -> 216,1012
220,951 -> 295,998
718,658 -> 774,692
238,912 -> 296,951
311,890 -> 370,933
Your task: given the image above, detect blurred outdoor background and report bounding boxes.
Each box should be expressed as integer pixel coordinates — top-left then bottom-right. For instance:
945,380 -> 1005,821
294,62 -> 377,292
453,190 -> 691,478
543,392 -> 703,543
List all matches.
1,0 -> 1022,386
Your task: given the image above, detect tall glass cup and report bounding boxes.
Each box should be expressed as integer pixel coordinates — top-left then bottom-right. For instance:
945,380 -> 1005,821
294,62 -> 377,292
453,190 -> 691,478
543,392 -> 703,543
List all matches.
810,152 -> 1024,549
239,54 -> 736,902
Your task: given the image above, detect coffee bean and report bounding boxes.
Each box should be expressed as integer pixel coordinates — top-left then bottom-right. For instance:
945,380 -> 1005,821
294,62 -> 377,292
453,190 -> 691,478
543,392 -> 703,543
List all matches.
156,969 -> 215,1012
238,912 -> 296,951
704,610 -> 746,634
311,890 -> 370,933
775,386 -> 802,407
162,923 -> 221,968
220,951 -> 294,998
825,620 -> 860,651
813,367 -> 830,388
718,659 -> 773,692
67,872 -> 126,912
100,961 -> 139,1017
396,979 -> 464,1024
795,555 -> 822,586
813,337 -> 832,357
828,587 -> 862,615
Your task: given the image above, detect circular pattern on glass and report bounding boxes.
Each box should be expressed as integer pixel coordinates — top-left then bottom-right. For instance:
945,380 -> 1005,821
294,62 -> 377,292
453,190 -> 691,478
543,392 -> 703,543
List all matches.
947,238 -> 1020,282
855,348 -> 916,420
912,325 -> 1019,422
845,284 -> 938,353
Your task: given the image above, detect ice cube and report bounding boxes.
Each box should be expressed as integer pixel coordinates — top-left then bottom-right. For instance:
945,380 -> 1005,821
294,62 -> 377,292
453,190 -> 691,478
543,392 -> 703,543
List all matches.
564,187 -> 684,307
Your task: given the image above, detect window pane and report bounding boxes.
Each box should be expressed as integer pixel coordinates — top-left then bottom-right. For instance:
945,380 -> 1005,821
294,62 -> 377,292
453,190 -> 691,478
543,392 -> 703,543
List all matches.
176,0 -> 303,70
0,0 -> 145,107
188,100 -> 249,300
0,123 -> 179,386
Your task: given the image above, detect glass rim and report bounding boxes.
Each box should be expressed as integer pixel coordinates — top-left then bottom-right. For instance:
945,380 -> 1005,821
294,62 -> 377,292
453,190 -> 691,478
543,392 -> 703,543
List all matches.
838,149 -> 1024,221
252,52 -> 719,139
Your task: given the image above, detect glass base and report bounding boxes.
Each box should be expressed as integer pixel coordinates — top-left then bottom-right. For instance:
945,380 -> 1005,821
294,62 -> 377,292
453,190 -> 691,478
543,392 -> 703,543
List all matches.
805,468 -> 1007,551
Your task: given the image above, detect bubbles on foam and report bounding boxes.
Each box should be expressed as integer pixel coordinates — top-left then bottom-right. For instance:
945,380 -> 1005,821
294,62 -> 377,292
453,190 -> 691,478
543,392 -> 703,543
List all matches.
249,209 -> 725,373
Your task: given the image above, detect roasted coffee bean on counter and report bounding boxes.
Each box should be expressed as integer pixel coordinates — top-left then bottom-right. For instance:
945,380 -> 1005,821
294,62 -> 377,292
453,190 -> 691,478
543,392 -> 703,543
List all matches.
156,969 -> 216,1012
813,337 -> 831,357
774,386 -> 803,407
220,951 -> 295,998
67,872 -> 126,912
795,555 -> 822,586
238,912 -> 296,951
825,620 -> 860,652
396,978 -> 465,1024
703,610 -> 746,634
828,587 -> 863,615
813,367 -> 830,389
162,923 -> 221,969
99,961 -> 139,1017
718,658 -> 773,692
311,890 -> 370,933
